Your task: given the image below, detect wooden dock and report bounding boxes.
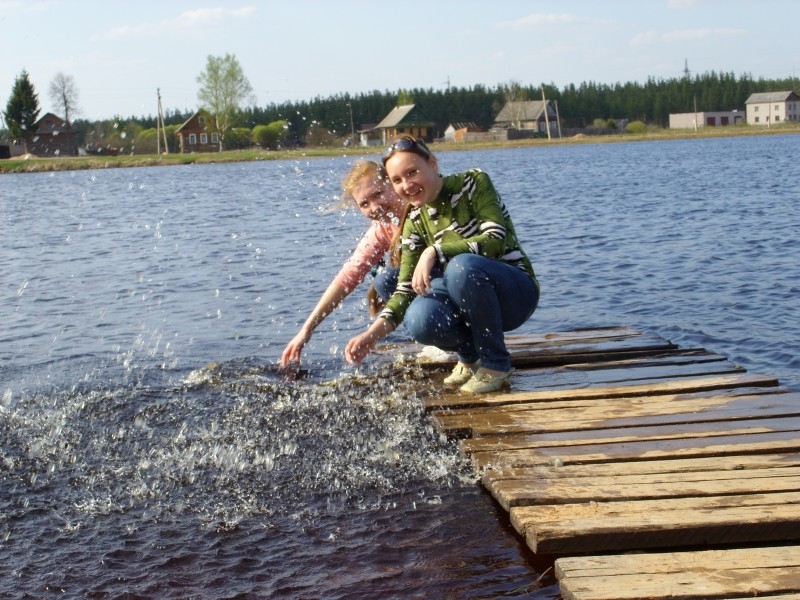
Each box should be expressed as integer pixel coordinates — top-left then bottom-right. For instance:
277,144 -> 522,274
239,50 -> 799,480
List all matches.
407,326 -> 800,600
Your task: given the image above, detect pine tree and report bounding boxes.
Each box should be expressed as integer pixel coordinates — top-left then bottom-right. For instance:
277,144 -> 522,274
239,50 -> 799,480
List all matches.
4,70 -> 41,153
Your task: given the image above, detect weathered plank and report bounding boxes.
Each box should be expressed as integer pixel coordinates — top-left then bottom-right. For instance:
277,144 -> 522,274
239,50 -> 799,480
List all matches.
434,389 -> 800,437
511,491 -> 800,554
505,326 -> 647,346
489,468 -> 800,510
463,415 -> 800,456
506,355 -> 745,393
556,545 -> 800,600
483,452 -> 800,484
470,432 -> 800,469
505,331 -> 678,368
424,372 -> 779,411
484,453 -> 800,510
555,545 -> 800,578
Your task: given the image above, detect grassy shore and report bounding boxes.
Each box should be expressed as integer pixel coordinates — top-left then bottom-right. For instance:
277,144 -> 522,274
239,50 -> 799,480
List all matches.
2,123 -> 798,174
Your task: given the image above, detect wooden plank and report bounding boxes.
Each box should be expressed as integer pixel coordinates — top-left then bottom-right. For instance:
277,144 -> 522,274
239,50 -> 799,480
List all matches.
556,546 -> 800,600
543,348 -> 727,371
434,390 -> 800,437
507,356 -> 745,393
555,545 -> 800,578
434,385 -> 786,420
511,492 -> 800,554
559,567 -> 800,600
482,453 -> 800,484
511,490 -> 800,526
490,469 -> 800,510
505,332 -> 678,368
505,326 -> 646,346
424,372 -> 779,411
462,415 -> 800,456
470,432 -> 800,469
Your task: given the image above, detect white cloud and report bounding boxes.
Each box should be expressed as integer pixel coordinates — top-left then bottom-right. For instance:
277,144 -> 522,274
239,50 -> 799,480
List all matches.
180,7 -> 255,27
99,6 -> 256,40
496,13 -> 582,30
631,30 -> 659,46
662,27 -> 745,41
632,27 -> 745,46
667,0 -> 697,6
0,0 -> 55,12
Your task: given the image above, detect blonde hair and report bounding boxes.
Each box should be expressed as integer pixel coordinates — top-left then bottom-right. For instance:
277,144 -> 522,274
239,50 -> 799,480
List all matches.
337,160 -> 389,210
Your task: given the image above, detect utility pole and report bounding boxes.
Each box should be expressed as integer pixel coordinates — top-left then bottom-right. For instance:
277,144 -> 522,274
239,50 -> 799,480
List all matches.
157,88 -> 168,154
541,85 -> 551,140
554,100 -> 562,138
347,102 -> 355,146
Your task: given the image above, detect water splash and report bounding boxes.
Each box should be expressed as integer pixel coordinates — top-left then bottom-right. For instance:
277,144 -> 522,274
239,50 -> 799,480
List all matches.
0,360 -> 472,537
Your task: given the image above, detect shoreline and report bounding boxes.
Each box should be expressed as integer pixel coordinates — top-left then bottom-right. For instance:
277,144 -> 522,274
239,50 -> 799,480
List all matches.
2,124 -> 798,174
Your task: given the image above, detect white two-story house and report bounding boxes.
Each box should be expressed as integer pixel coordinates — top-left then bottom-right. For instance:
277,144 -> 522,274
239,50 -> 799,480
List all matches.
745,91 -> 800,125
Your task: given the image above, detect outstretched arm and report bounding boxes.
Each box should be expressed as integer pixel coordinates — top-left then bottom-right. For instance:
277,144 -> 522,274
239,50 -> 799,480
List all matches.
344,317 -> 396,366
280,281 -> 350,367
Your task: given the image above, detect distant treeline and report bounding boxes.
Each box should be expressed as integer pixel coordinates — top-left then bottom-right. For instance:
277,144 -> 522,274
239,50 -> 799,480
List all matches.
74,71 -> 796,149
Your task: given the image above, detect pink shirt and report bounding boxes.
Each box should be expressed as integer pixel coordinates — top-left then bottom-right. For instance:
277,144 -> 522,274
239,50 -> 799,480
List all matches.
332,220 -> 398,291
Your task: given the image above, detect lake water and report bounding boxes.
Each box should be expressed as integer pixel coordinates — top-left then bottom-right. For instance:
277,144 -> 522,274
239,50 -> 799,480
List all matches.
1,133 -> 799,598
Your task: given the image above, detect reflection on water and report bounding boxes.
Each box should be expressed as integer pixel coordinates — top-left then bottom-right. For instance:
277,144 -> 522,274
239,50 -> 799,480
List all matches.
1,134 -> 799,597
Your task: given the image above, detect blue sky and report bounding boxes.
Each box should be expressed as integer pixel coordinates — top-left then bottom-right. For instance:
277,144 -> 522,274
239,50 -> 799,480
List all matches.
1,0 -> 798,121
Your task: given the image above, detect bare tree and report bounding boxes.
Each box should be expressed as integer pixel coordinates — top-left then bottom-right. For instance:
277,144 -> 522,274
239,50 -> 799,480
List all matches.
49,72 -> 80,126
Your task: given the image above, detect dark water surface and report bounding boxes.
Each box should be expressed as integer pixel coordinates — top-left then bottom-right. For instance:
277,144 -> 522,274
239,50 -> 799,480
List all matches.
2,134 -> 798,598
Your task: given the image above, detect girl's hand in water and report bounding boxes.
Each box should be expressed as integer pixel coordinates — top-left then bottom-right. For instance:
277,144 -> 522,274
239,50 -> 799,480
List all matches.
280,329 -> 311,367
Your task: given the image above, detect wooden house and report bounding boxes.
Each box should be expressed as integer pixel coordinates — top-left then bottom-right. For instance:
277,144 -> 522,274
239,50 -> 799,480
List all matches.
175,110 -> 220,153
745,91 -> 800,125
27,113 -> 79,157
373,104 -> 436,145
493,100 -> 558,135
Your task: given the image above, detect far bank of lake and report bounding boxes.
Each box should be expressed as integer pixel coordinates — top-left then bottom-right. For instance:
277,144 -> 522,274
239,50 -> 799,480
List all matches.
2,123 -> 799,174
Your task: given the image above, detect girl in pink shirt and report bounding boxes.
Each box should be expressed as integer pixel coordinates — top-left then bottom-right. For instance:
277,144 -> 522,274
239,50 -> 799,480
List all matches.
280,160 -> 404,367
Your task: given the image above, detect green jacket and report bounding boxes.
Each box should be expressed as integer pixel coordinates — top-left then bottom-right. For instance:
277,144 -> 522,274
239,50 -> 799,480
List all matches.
380,168 -> 538,327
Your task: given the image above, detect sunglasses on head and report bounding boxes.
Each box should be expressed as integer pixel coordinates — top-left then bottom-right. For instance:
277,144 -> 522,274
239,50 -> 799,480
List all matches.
382,137 -> 431,164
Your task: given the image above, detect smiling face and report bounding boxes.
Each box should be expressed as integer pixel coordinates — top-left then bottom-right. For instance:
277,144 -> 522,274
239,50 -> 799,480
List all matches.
351,175 -> 404,223
383,151 -> 441,208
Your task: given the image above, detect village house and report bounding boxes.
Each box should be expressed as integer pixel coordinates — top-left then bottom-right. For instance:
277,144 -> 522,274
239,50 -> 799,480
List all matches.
669,110 -> 744,129
493,100 -> 559,137
372,104 -> 436,145
175,110 -> 220,153
26,112 -> 79,157
745,91 -> 800,125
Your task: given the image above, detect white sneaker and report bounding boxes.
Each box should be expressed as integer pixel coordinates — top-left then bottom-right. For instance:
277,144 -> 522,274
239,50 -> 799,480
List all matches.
443,362 -> 478,386
460,368 -> 514,394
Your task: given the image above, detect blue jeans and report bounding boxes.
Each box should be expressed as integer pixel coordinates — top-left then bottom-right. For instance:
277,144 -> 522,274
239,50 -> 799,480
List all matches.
403,254 -> 539,372
372,266 -> 399,301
